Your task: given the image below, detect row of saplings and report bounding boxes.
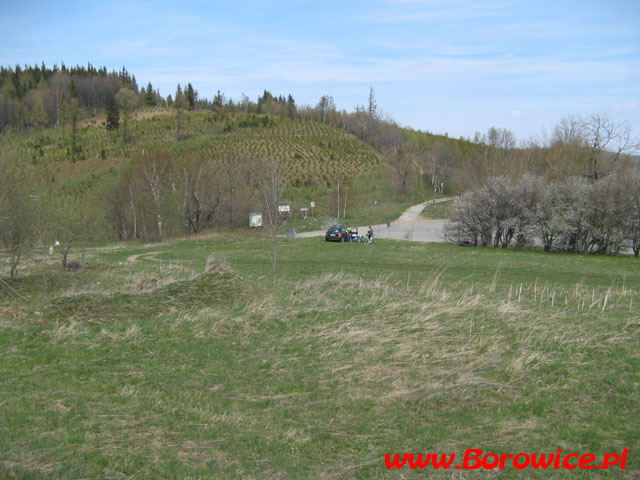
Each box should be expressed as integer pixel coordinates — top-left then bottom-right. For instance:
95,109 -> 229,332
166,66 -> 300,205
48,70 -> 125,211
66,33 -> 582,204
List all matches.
446,171 -> 640,256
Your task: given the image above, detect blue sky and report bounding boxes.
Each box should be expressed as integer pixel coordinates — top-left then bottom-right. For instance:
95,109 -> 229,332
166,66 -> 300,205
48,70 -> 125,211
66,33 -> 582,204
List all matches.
2,0 -> 639,142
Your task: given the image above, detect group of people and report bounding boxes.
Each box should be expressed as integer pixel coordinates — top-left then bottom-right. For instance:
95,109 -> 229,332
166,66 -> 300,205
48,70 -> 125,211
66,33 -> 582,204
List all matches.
345,226 -> 374,244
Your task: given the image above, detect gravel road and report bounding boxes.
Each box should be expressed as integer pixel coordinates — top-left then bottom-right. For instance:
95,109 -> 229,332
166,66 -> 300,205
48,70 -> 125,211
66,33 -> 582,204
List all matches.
295,199 -> 450,243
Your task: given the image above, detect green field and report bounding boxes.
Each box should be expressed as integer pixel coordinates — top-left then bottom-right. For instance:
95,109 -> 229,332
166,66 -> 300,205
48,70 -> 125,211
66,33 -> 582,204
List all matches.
421,198 -> 455,219
1,235 -> 638,478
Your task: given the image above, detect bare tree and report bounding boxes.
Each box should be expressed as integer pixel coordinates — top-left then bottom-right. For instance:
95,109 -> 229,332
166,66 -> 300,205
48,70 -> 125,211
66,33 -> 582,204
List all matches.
425,140 -> 457,192
553,116 -> 583,146
135,151 -> 174,239
227,148 -> 235,227
383,135 -> 415,193
258,158 -> 288,286
240,93 -> 250,113
174,155 -> 222,235
48,193 -> 103,268
581,114 -> 634,180
316,95 -> 335,124
459,126 -> 517,187
543,117 -> 588,178
0,156 -> 37,280
622,169 -> 640,256
486,126 -> 516,152
48,72 -> 70,127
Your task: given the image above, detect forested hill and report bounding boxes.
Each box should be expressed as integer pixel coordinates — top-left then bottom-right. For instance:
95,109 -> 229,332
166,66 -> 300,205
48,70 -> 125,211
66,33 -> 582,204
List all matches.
0,62 -> 478,199
2,62 -> 638,246
0,104 -> 391,243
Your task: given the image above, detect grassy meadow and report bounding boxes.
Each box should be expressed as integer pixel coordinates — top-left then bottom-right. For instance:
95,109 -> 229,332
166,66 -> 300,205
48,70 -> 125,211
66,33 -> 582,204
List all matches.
1,234 -> 639,478
421,198 -> 455,219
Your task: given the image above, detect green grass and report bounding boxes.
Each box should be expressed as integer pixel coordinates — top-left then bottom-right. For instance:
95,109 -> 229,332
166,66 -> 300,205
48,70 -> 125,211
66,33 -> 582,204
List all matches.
282,197 -> 414,233
421,198 -> 455,219
1,236 -> 639,478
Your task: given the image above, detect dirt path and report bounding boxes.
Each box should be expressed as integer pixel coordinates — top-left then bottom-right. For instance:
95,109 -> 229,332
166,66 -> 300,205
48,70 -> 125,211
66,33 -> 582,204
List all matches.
296,198 -> 451,243
126,251 -> 167,263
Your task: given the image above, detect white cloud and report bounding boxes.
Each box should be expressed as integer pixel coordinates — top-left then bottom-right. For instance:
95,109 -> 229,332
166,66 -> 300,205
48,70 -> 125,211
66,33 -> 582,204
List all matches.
511,110 -> 525,118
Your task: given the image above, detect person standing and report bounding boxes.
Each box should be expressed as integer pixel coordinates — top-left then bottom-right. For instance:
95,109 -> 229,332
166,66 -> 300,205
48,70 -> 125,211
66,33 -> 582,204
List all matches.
367,226 -> 374,244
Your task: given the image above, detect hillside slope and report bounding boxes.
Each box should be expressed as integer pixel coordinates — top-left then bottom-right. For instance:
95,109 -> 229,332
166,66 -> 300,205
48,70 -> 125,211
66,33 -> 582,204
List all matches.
0,111 -> 381,188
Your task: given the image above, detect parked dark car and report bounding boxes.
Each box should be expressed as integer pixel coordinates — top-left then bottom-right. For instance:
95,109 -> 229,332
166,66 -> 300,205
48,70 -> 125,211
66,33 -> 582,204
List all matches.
325,226 -> 348,242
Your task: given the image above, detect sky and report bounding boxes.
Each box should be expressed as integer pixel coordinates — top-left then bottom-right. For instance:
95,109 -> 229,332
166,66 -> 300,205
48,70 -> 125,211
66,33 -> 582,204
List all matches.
2,0 -> 639,142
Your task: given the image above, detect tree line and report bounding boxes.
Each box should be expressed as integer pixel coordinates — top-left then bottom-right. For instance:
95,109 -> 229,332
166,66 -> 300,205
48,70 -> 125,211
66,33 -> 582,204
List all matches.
105,149 -> 263,242
0,63 -> 426,163
0,146 -> 287,280
0,63 -> 148,133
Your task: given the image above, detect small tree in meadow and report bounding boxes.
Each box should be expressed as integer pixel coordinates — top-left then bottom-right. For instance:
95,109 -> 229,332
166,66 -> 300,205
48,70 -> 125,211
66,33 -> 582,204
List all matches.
258,158 -> 288,286
0,156 -> 38,280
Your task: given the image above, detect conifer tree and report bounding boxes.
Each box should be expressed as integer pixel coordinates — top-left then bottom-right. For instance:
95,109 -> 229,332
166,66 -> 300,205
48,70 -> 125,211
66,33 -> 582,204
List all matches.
173,84 -> 188,141
213,90 -> 224,109
62,97 -> 83,162
185,83 -> 196,110
144,82 -> 156,106
105,94 -> 119,137
287,94 -> 296,119
368,86 -> 377,119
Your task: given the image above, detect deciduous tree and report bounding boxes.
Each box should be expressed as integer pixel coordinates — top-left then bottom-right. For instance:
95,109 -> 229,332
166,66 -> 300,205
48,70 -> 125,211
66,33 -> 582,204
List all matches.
116,87 -> 139,144
258,158 -> 288,286
173,155 -> 222,235
581,114 -> 634,180
0,156 -> 38,280
316,95 -> 335,124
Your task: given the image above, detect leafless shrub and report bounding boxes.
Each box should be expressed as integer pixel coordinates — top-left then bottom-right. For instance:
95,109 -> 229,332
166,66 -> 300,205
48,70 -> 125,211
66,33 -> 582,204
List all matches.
447,171 -> 640,255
